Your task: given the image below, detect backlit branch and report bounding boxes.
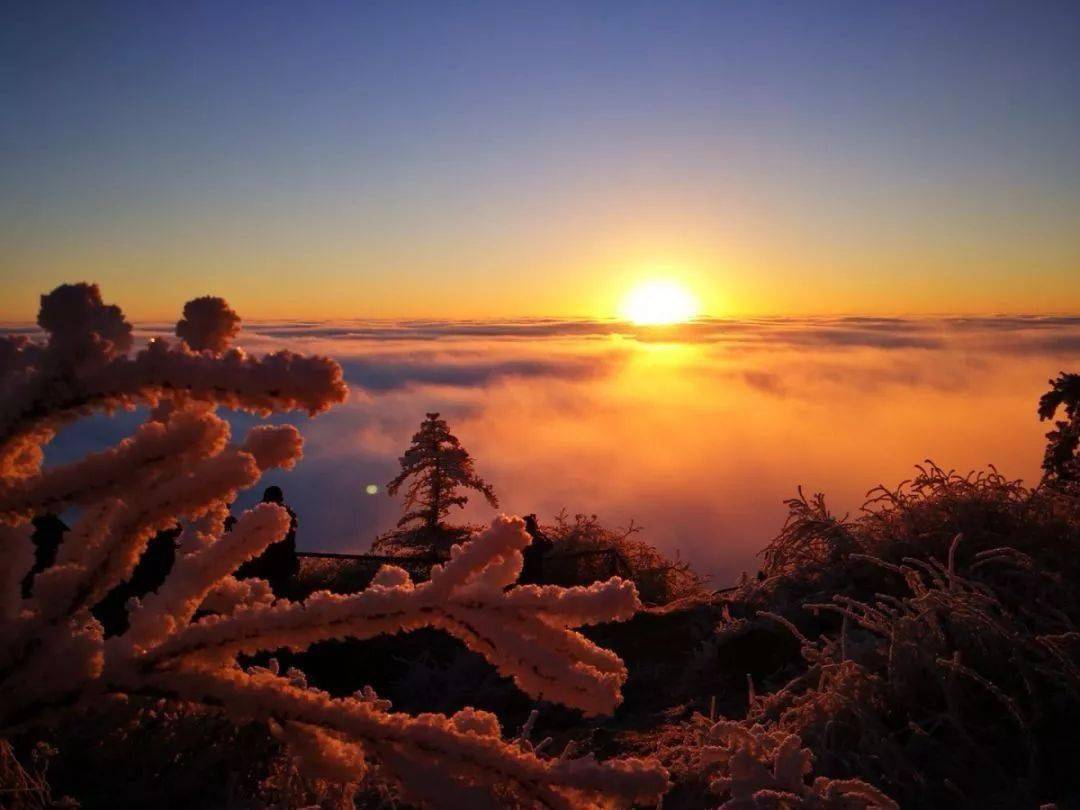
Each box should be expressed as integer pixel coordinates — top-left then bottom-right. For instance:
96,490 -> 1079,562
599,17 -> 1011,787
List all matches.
0,283 -> 668,808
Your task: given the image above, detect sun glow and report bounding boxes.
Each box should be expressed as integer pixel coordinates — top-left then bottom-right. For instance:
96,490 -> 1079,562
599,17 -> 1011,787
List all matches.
621,280 -> 700,325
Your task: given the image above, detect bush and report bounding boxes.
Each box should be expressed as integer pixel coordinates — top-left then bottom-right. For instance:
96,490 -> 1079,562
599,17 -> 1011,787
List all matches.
545,511 -> 706,605
715,453 -> 1080,806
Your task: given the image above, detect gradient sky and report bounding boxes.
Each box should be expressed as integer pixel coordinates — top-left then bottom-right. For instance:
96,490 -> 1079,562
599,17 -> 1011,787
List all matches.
3,1 -> 1079,320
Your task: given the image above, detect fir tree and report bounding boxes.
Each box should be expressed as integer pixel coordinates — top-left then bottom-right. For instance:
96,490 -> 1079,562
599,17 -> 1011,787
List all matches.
381,413 -> 498,555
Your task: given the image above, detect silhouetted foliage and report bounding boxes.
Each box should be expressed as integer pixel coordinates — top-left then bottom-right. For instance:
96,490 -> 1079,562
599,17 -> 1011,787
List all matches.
544,511 -> 705,605
1039,371 -> 1080,487
376,412 -> 498,556
760,488 -> 857,577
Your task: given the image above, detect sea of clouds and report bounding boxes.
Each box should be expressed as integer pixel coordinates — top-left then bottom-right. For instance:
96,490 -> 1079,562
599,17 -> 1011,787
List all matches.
32,314 -> 1080,582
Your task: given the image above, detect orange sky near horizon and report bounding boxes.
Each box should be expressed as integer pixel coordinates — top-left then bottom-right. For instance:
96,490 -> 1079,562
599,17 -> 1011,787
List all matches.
4,245 -> 1080,323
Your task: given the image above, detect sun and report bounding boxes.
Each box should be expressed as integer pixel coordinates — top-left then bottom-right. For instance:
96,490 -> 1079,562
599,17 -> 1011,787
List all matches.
621,280 -> 700,325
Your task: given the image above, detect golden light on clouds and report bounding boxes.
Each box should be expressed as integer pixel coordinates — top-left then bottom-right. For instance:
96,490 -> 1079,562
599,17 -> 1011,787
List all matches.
620,280 -> 701,325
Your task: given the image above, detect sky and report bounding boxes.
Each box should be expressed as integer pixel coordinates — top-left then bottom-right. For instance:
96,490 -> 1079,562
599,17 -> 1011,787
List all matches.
3,1 -> 1079,320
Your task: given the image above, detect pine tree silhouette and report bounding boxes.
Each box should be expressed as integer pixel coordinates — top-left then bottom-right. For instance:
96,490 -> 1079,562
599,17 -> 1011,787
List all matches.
378,413 -> 498,556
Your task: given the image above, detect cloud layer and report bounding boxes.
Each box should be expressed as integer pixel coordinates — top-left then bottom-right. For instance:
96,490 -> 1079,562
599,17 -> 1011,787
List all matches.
37,314 -> 1079,582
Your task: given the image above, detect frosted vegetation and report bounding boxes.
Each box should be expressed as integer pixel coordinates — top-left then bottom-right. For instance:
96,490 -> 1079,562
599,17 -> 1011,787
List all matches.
0,284 -> 667,808
2,283 -> 1078,808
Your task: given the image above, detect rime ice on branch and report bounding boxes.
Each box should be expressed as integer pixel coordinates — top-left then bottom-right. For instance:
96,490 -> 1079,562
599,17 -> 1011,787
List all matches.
0,283 -> 346,478
0,284 -> 667,808
175,295 -> 241,353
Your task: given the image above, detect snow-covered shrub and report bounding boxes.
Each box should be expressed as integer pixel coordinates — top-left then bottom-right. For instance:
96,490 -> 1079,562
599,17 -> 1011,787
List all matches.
700,373 -> 1080,808
546,511 -> 705,604
727,431 -> 1080,807
0,284 -> 668,808
756,462 -> 1054,587
768,540 -> 1080,806
656,714 -> 896,809
759,489 -> 857,579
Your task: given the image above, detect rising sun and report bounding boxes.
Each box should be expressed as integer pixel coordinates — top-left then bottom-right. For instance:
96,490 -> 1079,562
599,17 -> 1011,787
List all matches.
621,280 -> 700,325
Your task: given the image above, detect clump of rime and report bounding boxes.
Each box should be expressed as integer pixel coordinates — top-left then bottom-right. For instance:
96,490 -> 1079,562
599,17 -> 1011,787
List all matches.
0,283 -> 668,808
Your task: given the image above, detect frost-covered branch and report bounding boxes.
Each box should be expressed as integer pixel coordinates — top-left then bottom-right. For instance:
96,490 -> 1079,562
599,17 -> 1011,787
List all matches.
0,407 -> 230,521
133,517 -> 638,716
0,283 -> 667,808
0,283 -> 346,478
120,666 -> 667,809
